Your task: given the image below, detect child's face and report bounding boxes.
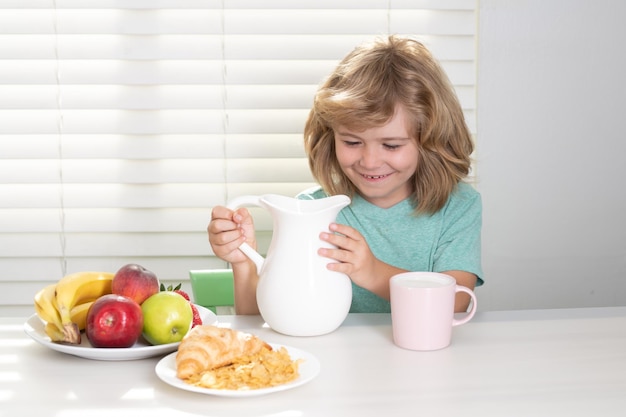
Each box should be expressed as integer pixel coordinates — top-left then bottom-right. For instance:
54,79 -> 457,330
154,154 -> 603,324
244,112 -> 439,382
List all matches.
333,106 -> 418,208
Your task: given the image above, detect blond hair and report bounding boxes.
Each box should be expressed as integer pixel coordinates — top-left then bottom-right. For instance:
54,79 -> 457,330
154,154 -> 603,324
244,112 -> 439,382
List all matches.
304,35 -> 473,214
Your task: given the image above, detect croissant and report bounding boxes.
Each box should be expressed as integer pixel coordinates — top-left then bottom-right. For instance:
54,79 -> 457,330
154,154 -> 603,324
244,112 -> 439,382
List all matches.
175,325 -> 272,380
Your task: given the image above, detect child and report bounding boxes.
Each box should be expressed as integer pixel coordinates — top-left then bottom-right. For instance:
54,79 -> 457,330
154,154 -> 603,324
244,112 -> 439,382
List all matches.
208,35 -> 483,314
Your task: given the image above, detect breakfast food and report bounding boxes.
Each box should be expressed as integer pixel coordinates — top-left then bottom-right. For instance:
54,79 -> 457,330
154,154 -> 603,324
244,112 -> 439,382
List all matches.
192,345 -> 300,390
175,325 -> 301,390
34,271 -> 114,344
176,325 -> 270,379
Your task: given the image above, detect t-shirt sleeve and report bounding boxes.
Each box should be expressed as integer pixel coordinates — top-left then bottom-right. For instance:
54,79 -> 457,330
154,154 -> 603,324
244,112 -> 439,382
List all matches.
433,184 -> 484,286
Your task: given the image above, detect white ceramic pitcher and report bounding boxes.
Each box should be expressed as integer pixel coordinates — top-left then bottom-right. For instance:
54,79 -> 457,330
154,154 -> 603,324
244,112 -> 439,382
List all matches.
227,193 -> 352,336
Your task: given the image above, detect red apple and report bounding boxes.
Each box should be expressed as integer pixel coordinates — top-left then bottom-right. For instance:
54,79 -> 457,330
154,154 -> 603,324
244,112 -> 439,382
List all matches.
86,294 -> 143,348
111,263 -> 159,305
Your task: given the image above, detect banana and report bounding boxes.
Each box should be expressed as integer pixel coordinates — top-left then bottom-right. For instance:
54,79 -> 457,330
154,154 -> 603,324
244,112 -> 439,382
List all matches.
33,272 -> 113,344
34,284 -> 63,331
40,301 -> 97,343
44,322 -> 65,342
54,271 -> 114,344
35,282 -> 101,343
70,300 -> 95,332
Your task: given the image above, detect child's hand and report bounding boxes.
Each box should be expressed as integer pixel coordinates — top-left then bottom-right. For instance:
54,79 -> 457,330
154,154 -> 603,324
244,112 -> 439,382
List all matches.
207,206 -> 257,264
318,223 -> 378,289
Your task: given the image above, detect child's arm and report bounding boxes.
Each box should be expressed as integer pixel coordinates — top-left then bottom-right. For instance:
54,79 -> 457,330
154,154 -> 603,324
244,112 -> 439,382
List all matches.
319,223 -> 477,313
208,206 -> 260,314
231,259 -> 260,315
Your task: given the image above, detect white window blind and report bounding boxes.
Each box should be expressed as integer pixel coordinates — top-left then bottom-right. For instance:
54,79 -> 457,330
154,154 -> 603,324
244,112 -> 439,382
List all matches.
0,0 -> 477,313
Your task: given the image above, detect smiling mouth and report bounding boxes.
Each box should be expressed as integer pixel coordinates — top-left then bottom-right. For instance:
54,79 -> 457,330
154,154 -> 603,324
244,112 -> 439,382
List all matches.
361,173 -> 391,180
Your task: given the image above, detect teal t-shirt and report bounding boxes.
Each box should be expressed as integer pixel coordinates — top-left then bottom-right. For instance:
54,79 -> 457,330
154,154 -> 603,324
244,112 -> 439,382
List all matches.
297,183 -> 483,313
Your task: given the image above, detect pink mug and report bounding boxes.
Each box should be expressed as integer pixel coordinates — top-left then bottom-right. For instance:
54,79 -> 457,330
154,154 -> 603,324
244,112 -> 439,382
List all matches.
390,272 -> 477,351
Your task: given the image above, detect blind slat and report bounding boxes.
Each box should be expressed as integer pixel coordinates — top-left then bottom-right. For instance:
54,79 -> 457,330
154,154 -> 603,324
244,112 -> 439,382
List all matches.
0,208 -> 215,232
0,10 -> 472,35
0,34 -> 475,60
0,134 -> 305,158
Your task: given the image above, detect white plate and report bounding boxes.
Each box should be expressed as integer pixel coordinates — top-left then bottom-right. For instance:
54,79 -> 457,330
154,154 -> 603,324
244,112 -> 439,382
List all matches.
23,305 -> 218,361
155,343 -> 320,397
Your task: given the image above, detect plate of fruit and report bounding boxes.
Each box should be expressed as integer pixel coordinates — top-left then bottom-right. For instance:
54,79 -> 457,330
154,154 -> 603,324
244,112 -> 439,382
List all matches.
23,264 -> 218,361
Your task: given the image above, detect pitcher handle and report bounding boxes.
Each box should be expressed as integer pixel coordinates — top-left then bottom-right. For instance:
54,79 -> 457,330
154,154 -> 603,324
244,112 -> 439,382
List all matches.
226,195 -> 265,273
237,242 -> 263,270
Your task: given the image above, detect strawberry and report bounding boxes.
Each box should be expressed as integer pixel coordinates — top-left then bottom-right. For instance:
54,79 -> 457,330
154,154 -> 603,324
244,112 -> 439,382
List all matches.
190,303 -> 202,327
160,283 -> 190,301
174,289 -> 190,301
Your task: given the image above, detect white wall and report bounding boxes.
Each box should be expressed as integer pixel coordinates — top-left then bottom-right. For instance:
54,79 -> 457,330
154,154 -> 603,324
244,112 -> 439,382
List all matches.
476,0 -> 626,310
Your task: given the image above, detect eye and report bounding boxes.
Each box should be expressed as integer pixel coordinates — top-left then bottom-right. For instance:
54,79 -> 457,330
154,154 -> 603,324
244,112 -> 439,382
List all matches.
342,140 -> 361,147
383,143 -> 401,150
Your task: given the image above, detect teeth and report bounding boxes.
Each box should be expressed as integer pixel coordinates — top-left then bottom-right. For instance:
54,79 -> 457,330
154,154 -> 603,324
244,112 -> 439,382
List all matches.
364,174 -> 387,179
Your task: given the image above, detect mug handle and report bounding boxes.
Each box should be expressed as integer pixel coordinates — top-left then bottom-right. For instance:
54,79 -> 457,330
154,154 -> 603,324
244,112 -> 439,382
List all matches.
451,285 -> 477,326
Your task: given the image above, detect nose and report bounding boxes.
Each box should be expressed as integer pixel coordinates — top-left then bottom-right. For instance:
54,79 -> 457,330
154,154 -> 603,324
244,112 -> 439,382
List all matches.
359,145 -> 381,169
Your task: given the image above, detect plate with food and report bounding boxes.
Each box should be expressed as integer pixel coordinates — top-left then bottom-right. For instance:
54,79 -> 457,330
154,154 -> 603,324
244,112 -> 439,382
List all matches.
155,325 -> 320,397
23,305 -> 217,361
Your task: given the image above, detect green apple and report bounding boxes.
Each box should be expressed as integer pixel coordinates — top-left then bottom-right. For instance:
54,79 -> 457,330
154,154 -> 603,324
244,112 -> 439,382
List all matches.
141,291 -> 193,345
